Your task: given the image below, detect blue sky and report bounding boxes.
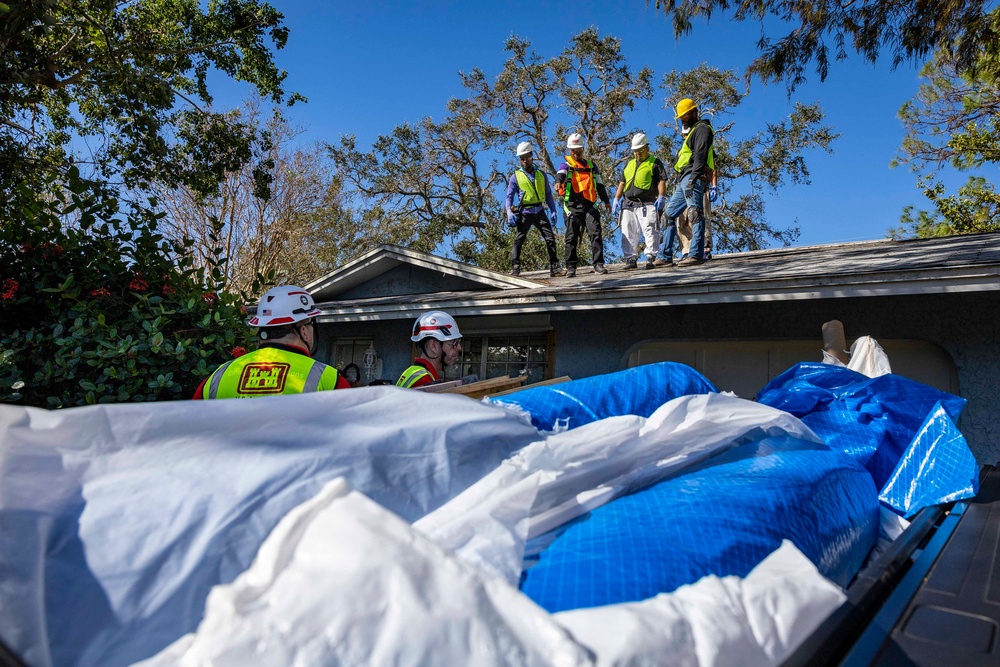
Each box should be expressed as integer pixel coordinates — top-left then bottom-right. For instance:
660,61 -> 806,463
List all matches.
212,0 -> 978,249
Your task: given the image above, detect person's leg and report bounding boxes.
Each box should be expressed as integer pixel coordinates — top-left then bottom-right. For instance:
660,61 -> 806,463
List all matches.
685,176 -> 707,260
620,206 -> 639,267
656,215 -> 676,263
585,205 -> 606,272
537,213 -> 560,266
640,205 -> 659,267
511,214 -> 529,275
564,208 -> 580,274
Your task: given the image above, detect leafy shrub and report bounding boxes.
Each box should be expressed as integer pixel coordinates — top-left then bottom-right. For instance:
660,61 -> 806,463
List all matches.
0,170 -> 255,407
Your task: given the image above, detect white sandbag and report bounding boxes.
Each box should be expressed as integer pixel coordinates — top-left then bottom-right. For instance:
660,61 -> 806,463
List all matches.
0,387 -> 542,667
135,478 -> 593,667
847,336 -> 892,377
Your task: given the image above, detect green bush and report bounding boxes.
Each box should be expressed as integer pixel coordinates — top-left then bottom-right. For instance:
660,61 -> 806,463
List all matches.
0,171 -> 255,407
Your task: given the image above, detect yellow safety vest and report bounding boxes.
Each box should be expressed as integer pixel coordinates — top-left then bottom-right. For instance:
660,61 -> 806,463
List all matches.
624,155 -> 657,191
396,361 -> 437,388
675,120 -> 715,173
203,347 -> 340,399
514,168 -> 547,207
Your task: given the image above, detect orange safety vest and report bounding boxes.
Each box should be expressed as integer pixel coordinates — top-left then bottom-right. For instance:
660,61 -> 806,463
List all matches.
565,155 -> 598,204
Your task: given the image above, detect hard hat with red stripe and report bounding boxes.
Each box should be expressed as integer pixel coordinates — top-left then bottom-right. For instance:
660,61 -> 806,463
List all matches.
410,310 -> 462,342
247,285 -> 321,327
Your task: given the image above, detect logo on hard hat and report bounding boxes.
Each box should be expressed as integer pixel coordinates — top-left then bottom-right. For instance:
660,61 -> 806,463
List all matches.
299,295 -> 309,306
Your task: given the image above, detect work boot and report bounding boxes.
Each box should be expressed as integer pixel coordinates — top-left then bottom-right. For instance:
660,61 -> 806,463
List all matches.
644,258 -> 655,269
549,263 -> 565,277
677,256 -> 705,267
625,257 -> 637,270
594,263 -> 608,275
566,266 -> 577,277
653,258 -> 673,267
511,265 -> 520,277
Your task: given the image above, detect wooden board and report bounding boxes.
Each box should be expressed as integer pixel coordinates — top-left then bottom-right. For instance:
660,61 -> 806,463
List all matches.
489,376 -> 572,397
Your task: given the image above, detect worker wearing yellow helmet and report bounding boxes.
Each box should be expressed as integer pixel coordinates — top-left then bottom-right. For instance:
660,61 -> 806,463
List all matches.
662,98 -> 715,267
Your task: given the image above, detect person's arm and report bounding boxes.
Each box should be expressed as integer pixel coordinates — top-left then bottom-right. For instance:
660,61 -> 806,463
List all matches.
505,173 -> 519,214
543,172 -> 558,212
594,165 -> 610,206
654,159 -> 669,197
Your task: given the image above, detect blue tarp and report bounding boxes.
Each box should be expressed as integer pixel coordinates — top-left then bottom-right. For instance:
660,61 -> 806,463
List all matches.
519,362 -> 979,612
488,362 -> 717,431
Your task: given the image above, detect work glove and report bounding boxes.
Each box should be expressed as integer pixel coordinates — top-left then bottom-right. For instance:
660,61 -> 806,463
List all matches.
507,211 -> 518,228
709,186 -> 719,203
654,195 -> 666,213
612,197 -> 622,217
548,207 -> 558,222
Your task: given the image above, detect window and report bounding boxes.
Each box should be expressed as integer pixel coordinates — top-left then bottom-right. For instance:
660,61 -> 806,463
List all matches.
332,338 -> 376,385
444,333 -> 552,385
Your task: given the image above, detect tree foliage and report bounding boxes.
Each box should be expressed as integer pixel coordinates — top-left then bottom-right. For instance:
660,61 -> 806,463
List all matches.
0,173 -> 256,408
0,0 -> 298,201
656,65 -> 838,251
329,29 -> 654,270
892,8 -> 1000,238
652,0 -> 1000,93
154,103 -> 354,292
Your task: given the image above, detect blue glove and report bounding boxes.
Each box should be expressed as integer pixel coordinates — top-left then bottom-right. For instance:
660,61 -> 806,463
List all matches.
654,195 -> 666,213
709,186 -> 719,203
507,211 -> 518,228
548,207 -> 558,222
612,197 -> 622,217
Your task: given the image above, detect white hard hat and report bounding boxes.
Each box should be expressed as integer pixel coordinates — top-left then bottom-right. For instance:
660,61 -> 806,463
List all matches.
630,133 -> 649,150
411,310 -> 462,343
247,285 -> 321,327
516,141 -> 534,156
566,133 -> 584,149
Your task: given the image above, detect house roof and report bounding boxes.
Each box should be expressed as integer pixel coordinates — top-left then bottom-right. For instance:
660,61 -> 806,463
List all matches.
313,233 -> 1000,323
305,244 -> 538,301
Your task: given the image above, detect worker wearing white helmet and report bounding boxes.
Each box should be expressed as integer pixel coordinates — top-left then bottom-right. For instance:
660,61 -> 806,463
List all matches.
193,285 -> 349,399
504,142 -> 564,277
612,132 -> 669,270
554,133 -> 611,277
661,98 -> 715,267
396,310 -> 463,388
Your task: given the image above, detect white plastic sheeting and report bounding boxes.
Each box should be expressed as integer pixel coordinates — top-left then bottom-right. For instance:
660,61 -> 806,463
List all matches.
2,387 -> 846,667
822,335 -> 892,378
0,388 -> 541,667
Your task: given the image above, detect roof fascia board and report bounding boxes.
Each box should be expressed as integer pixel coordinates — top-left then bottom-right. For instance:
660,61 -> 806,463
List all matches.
314,267 -> 1000,323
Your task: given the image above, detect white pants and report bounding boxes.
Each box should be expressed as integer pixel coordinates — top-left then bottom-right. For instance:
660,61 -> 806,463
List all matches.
620,203 -> 659,260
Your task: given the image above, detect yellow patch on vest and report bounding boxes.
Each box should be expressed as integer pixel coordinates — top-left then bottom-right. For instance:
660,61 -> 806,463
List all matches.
238,362 -> 290,394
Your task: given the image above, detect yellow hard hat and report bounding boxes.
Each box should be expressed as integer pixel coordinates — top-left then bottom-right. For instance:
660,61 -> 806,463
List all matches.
675,98 -> 698,118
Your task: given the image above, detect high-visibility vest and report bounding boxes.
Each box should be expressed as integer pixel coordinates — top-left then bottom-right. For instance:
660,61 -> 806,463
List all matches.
674,120 -> 715,173
396,360 -> 437,388
514,168 -> 547,207
564,155 -> 598,204
203,347 -> 340,399
624,155 -> 657,191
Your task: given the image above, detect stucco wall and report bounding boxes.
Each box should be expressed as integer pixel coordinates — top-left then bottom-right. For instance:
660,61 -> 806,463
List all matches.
549,292 -> 1000,464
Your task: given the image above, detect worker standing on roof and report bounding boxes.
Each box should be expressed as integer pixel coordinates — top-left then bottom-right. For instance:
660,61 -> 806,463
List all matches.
612,133 -> 668,270
505,142 -> 564,278
396,310 -> 463,388
554,133 -> 611,277
663,98 -> 715,267
192,285 -> 349,399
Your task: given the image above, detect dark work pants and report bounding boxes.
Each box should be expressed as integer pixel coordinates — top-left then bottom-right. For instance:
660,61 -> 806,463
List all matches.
512,211 -> 560,267
564,203 -> 605,268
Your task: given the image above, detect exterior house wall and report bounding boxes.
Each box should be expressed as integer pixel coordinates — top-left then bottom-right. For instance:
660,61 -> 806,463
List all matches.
317,291 -> 999,464
548,292 -> 1000,464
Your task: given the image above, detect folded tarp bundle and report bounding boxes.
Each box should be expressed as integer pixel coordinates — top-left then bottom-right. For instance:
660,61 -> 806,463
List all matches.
486,361 -> 717,431
756,363 -> 978,516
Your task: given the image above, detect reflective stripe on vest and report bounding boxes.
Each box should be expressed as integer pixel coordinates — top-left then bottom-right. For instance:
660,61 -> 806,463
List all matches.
674,120 -> 715,173
624,155 -> 656,191
565,155 -> 597,203
514,168 -> 546,207
204,347 -> 339,399
397,364 -> 432,388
